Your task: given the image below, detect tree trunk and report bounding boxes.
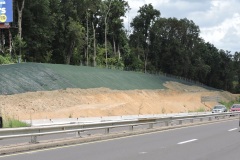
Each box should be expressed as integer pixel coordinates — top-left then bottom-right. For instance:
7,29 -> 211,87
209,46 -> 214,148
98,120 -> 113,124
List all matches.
144,48 -> 149,73
113,37 -> 116,56
105,17 -> 108,68
66,55 -> 71,65
17,0 -> 25,38
9,30 -> 12,57
17,0 -> 25,57
92,22 -> 97,67
118,44 -> 121,60
104,0 -> 112,68
144,52 -> 147,73
84,48 -> 86,65
86,12 -> 89,66
66,41 -> 75,65
0,32 -> 4,53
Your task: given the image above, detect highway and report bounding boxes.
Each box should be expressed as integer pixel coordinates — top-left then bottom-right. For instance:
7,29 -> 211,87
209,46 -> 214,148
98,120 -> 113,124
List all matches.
0,119 -> 239,160
1,114 -> 203,146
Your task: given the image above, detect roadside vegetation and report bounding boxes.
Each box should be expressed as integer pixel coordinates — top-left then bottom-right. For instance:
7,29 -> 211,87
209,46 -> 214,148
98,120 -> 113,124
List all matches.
220,100 -> 240,110
1,106 -> 29,128
189,107 -> 206,113
2,117 -> 29,128
0,55 -> 15,65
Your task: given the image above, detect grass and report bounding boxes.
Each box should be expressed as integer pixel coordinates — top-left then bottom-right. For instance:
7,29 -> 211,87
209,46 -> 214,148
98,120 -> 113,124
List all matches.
3,117 -> 29,128
220,100 -> 240,110
189,107 -> 206,113
195,107 -> 206,112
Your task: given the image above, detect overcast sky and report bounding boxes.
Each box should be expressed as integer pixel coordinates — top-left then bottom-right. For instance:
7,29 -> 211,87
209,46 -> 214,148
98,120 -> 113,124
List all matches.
124,0 -> 240,53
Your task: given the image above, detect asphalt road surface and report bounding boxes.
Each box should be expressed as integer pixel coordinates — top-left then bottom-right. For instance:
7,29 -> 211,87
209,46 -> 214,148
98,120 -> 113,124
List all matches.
0,120 -> 239,160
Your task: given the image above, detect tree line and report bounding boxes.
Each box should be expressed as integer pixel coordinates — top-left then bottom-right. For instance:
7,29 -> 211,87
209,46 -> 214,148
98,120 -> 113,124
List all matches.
0,0 -> 240,93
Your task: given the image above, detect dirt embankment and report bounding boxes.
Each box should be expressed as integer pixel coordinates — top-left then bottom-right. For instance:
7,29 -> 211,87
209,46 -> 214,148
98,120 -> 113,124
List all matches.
0,82 -> 238,120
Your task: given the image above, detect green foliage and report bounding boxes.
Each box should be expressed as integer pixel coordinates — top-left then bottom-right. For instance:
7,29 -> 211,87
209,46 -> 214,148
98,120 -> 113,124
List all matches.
124,52 -> 144,71
234,84 -> 240,93
43,50 -> 53,63
189,107 -> 206,113
3,117 -> 29,128
220,99 -> 240,110
196,107 -> 206,112
0,55 -> 14,64
130,4 -> 160,72
65,19 -> 85,64
96,45 -> 106,66
12,35 -> 27,56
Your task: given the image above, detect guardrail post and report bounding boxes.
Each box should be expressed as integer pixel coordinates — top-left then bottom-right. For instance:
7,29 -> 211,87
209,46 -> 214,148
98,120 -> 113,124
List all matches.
30,136 -> 38,144
165,121 -> 169,126
239,114 -> 240,127
208,117 -> 212,121
190,119 -> 194,123
149,123 -> 153,129
129,126 -> 133,131
200,118 -> 203,122
105,128 -> 110,134
76,126 -> 83,137
76,131 -> 81,137
179,120 -> 182,125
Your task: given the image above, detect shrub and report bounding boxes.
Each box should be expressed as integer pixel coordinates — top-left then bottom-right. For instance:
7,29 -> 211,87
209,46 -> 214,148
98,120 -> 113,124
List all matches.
3,117 -> 29,128
0,54 -> 14,64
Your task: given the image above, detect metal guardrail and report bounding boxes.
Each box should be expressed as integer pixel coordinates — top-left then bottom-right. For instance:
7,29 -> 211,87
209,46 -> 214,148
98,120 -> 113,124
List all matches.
0,112 -> 239,144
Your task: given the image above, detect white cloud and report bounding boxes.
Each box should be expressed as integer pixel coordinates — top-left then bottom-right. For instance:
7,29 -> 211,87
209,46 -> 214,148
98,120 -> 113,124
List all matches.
201,13 -> 240,52
125,0 -> 240,53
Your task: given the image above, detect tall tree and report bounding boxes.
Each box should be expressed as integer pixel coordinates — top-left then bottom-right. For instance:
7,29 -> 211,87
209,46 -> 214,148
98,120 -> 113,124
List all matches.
49,0 -> 65,63
22,0 -> 55,62
102,0 -> 112,68
16,0 -> 25,58
233,52 -> 240,92
130,4 -> 160,73
107,0 -> 129,59
65,19 -> 85,64
50,0 -> 85,64
17,0 -> 25,38
78,0 -> 101,66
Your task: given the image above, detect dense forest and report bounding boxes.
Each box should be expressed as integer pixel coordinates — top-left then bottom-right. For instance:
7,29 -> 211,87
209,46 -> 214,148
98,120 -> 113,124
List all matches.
0,0 -> 240,93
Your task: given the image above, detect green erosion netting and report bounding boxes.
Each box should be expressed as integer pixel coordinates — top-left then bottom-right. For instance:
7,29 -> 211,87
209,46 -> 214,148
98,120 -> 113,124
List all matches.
0,63 -> 215,95
0,63 -> 75,95
47,64 -> 170,90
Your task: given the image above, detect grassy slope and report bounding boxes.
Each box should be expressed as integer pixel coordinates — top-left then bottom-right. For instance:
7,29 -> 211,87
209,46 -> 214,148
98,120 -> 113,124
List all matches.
0,63 -> 209,95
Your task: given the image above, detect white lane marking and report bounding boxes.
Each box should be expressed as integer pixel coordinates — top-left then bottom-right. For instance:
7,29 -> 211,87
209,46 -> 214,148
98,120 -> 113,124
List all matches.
178,139 -> 198,145
228,128 -> 238,132
139,152 -> 147,154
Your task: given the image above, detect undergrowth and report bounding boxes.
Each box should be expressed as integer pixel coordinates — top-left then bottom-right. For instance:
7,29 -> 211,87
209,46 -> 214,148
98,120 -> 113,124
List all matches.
3,117 -> 29,128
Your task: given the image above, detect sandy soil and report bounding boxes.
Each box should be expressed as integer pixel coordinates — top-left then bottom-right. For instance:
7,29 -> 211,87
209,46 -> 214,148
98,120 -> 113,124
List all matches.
0,81 -> 239,120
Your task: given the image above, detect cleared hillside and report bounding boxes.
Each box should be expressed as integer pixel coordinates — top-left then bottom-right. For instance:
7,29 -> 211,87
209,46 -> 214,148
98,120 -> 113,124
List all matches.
0,63 -> 210,95
1,63 -> 238,120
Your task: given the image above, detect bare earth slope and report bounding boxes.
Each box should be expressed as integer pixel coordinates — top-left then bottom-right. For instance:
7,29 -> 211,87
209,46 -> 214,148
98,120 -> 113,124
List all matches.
0,81 -> 238,120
